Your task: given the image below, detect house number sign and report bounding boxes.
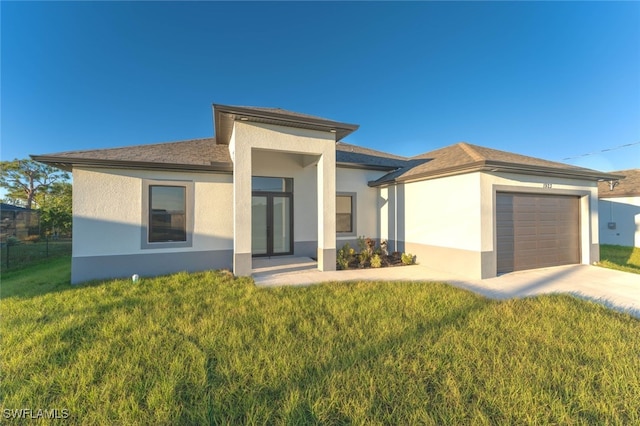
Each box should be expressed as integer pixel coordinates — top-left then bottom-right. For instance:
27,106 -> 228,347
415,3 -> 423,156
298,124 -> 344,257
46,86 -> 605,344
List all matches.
543,183 -> 553,189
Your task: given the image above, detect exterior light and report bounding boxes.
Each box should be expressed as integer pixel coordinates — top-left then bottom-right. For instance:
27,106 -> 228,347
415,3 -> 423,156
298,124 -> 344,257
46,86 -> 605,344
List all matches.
239,117 -> 249,121
329,129 -> 336,133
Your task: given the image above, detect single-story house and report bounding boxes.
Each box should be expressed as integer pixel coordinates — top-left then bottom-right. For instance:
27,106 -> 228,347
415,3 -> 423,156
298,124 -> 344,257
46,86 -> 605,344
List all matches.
32,104 -> 623,284
598,169 -> 640,247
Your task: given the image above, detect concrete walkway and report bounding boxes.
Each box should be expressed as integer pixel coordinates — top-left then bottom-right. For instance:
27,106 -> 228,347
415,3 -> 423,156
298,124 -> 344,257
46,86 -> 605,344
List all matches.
252,257 -> 640,318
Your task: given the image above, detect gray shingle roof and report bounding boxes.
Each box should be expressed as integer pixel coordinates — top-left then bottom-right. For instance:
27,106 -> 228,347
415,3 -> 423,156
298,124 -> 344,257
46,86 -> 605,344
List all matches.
598,169 -> 639,198
31,138 -> 233,172
32,138 -> 411,172
370,142 -> 622,186
336,142 -> 410,169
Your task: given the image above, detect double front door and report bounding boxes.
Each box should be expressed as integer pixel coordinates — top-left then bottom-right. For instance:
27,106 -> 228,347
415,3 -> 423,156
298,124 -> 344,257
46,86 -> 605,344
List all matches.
252,192 -> 293,256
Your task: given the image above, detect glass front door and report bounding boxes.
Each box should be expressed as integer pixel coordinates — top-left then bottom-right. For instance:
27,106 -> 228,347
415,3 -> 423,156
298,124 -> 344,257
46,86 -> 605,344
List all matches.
252,193 -> 293,256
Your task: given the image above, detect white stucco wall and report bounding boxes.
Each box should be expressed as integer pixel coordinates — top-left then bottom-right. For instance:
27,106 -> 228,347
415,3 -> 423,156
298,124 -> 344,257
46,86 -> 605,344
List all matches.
72,167 -> 233,257
230,121 -> 337,273
383,171 -> 600,278
599,196 -> 640,247
403,173 -> 483,251
336,167 -> 387,242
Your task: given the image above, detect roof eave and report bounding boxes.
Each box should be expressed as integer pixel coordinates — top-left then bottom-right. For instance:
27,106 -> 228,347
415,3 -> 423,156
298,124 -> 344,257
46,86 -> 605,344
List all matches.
368,160 -> 624,187
213,103 -> 359,144
31,155 -> 233,174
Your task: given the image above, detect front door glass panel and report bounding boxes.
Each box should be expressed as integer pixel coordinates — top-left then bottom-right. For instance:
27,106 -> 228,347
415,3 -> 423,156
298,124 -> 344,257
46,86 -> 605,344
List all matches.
251,195 -> 268,255
272,196 -> 291,254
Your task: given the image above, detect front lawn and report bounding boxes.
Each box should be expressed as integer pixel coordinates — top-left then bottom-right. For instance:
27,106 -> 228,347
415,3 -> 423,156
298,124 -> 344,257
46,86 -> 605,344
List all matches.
599,244 -> 640,274
1,258 -> 639,424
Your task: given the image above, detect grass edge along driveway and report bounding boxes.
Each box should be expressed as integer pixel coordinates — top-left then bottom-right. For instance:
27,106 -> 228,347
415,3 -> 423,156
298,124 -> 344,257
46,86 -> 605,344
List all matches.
2,259 -> 639,425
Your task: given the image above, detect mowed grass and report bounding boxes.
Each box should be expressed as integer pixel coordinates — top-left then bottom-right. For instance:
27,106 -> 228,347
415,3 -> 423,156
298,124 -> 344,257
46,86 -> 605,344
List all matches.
599,244 -> 640,274
2,258 -> 639,424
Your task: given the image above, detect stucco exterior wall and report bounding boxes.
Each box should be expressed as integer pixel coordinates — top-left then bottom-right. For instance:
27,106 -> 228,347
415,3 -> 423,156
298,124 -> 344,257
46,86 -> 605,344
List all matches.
71,167 -> 233,282
336,167 -> 387,245
599,196 -> 640,247
230,121 -> 337,273
387,171 -> 600,279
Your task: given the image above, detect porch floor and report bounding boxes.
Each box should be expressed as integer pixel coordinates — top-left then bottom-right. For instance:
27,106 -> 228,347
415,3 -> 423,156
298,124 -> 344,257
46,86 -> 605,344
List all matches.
252,256 -> 318,278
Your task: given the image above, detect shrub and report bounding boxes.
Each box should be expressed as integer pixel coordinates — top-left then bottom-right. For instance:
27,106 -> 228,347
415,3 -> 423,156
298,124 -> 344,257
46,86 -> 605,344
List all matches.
5,236 -> 20,246
359,249 -> 371,267
401,252 -> 415,265
370,254 -> 382,268
337,243 -> 356,270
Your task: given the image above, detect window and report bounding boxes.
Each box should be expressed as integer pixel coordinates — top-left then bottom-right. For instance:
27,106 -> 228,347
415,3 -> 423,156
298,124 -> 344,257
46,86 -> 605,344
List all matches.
149,186 -> 186,242
142,180 -> 194,249
336,193 -> 356,235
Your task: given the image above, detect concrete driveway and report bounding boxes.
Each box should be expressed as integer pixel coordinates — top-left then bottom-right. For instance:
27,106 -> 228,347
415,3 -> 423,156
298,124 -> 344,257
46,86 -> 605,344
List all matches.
253,258 -> 640,318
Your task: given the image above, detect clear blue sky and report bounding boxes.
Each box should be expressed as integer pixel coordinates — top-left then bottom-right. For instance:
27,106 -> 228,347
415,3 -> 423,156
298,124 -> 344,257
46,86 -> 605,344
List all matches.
2,1 -> 639,172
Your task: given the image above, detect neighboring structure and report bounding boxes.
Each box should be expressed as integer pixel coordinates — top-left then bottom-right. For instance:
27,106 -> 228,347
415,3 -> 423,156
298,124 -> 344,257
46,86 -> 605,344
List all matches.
32,104 -> 622,283
598,169 -> 640,247
0,203 -> 39,241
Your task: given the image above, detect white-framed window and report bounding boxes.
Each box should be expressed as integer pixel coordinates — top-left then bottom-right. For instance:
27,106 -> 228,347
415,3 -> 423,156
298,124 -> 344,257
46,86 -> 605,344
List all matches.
336,192 -> 357,236
141,179 -> 194,249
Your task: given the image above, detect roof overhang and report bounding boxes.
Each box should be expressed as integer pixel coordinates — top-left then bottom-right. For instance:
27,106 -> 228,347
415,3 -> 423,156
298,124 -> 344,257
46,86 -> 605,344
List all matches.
213,104 -> 359,145
369,160 -> 625,187
30,155 -> 233,174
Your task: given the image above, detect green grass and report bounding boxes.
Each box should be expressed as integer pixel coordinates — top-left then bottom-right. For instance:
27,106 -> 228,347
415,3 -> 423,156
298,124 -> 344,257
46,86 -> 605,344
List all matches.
2,257 -> 639,424
598,244 -> 640,274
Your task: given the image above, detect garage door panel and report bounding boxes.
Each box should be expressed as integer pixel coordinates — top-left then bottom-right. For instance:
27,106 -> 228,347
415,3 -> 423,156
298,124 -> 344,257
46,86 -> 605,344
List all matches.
496,193 -> 580,274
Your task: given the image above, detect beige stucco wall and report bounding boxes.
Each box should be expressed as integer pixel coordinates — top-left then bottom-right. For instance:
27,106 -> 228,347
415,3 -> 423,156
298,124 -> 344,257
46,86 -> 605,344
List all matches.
72,167 -> 233,257
599,196 -> 640,247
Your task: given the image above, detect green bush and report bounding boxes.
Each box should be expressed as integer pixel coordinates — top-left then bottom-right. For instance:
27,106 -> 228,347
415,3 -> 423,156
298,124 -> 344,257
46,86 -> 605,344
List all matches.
370,253 -> 382,268
401,252 -> 415,265
5,236 -> 20,246
337,243 -> 356,270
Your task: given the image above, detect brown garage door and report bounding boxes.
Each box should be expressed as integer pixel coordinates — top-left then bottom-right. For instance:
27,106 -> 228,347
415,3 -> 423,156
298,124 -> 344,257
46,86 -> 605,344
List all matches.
496,193 -> 580,274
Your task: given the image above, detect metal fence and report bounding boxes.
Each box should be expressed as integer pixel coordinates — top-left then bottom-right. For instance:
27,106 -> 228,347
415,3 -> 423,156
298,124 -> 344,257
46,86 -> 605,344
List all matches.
1,237 -> 72,270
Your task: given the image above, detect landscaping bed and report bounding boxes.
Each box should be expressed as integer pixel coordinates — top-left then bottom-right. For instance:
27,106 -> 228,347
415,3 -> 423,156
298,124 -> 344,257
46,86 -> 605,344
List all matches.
337,237 -> 414,270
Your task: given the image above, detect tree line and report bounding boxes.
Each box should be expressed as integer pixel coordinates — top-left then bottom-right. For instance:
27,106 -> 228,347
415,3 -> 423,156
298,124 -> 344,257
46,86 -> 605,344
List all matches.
1,159 -> 72,237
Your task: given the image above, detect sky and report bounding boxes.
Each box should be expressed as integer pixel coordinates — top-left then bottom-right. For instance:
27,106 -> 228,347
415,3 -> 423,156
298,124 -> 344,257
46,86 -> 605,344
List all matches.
2,1 -> 639,173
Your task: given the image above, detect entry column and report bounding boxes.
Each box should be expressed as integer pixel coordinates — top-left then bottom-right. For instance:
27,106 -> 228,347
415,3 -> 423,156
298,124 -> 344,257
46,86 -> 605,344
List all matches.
317,150 -> 336,271
232,140 -> 252,276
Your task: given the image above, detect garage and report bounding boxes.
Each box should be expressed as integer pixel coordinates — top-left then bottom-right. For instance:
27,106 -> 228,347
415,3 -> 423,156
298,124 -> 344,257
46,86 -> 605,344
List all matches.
496,193 -> 580,274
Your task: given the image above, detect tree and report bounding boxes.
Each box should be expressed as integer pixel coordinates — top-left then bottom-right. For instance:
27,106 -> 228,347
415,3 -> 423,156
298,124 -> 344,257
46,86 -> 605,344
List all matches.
0,159 -> 69,209
36,182 -> 73,237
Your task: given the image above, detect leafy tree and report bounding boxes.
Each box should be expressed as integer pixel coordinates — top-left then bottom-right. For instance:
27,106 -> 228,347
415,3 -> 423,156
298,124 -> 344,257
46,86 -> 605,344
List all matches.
0,159 -> 69,209
37,182 -> 73,236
